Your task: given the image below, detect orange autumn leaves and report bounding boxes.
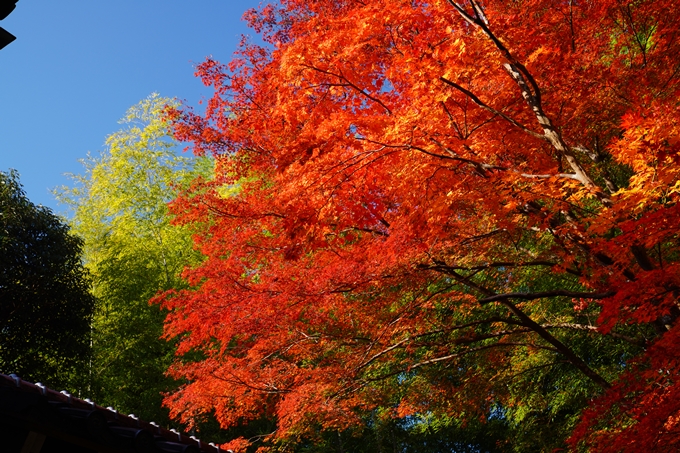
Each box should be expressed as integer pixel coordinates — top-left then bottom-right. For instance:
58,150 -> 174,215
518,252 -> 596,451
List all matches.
161,0 -> 680,451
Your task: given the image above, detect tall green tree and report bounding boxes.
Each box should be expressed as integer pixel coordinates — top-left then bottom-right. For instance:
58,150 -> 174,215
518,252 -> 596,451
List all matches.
0,169 -> 94,390
57,94 -> 204,424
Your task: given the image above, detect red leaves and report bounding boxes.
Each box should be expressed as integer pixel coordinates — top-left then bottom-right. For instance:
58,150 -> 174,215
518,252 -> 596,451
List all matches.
570,327 -> 680,452
161,0 -> 680,449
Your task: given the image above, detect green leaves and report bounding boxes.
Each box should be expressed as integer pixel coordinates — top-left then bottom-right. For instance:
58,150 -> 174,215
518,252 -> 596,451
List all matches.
0,169 -> 94,390
56,94 -> 205,424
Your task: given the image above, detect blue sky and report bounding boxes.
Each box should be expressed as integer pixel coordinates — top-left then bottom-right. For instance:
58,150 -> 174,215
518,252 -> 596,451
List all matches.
1,1 -> 262,212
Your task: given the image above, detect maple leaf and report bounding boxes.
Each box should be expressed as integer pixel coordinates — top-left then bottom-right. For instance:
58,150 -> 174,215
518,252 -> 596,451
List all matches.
161,0 -> 680,450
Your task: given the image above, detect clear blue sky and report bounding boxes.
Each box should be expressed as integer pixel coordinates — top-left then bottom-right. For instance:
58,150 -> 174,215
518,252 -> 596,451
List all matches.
1,0 -> 263,212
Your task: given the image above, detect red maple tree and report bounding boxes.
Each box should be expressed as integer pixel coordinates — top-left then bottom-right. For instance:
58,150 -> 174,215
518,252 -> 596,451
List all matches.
160,0 -> 680,450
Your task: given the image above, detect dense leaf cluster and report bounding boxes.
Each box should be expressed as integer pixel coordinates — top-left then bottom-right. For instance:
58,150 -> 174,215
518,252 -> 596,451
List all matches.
56,95 -> 204,425
24,1 -> 680,451
0,169 -> 94,389
158,0 -> 680,451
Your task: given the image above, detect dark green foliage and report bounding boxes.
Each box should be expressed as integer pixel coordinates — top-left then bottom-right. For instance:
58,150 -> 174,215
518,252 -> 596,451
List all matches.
270,413 -> 510,453
0,169 -> 94,390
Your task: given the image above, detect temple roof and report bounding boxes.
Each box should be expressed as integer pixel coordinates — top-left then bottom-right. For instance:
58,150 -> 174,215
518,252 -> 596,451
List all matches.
0,373 -> 230,453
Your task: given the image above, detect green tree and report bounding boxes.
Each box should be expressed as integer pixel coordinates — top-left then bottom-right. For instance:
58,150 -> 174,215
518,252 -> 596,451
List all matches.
0,169 -> 94,390
56,94 -> 204,424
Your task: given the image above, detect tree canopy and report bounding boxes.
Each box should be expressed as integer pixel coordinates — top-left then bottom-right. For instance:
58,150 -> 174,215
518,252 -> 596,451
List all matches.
0,169 -> 94,389
159,0 -> 680,451
56,94 -> 204,424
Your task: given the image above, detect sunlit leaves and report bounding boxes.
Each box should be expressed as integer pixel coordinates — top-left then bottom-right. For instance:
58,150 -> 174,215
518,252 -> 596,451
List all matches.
56,94 -> 205,425
163,0 -> 680,451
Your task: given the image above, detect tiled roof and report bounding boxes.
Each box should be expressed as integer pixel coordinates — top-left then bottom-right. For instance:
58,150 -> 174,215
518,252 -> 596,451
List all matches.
0,373 -> 230,453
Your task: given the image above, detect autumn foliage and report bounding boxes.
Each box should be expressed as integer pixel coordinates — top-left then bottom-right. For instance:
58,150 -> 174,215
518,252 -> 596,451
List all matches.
160,0 -> 680,450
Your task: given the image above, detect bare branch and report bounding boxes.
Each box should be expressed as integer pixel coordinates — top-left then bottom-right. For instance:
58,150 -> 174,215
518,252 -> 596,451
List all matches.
479,290 -> 616,305
301,64 -> 392,114
355,317 -> 527,372
542,322 -> 647,347
445,2 -> 612,205
497,299 -> 612,389
435,266 -> 612,389
419,260 -> 557,273
439,76 -> 546,141
362,342 -> 560,382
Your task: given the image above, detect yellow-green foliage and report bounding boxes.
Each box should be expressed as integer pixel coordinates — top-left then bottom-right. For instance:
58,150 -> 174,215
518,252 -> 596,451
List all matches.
56,93 -> 206,424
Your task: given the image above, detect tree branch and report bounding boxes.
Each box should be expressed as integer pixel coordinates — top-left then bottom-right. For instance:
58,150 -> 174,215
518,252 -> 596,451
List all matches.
301,64 -> 392,114
542,322 -> 647,347
479,290 -> 616,305
437,268 -> 612,389
446,1 -> 612,205
362,342 -> 560,383
419,260 -> 558,273
439,76 -> 546,141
